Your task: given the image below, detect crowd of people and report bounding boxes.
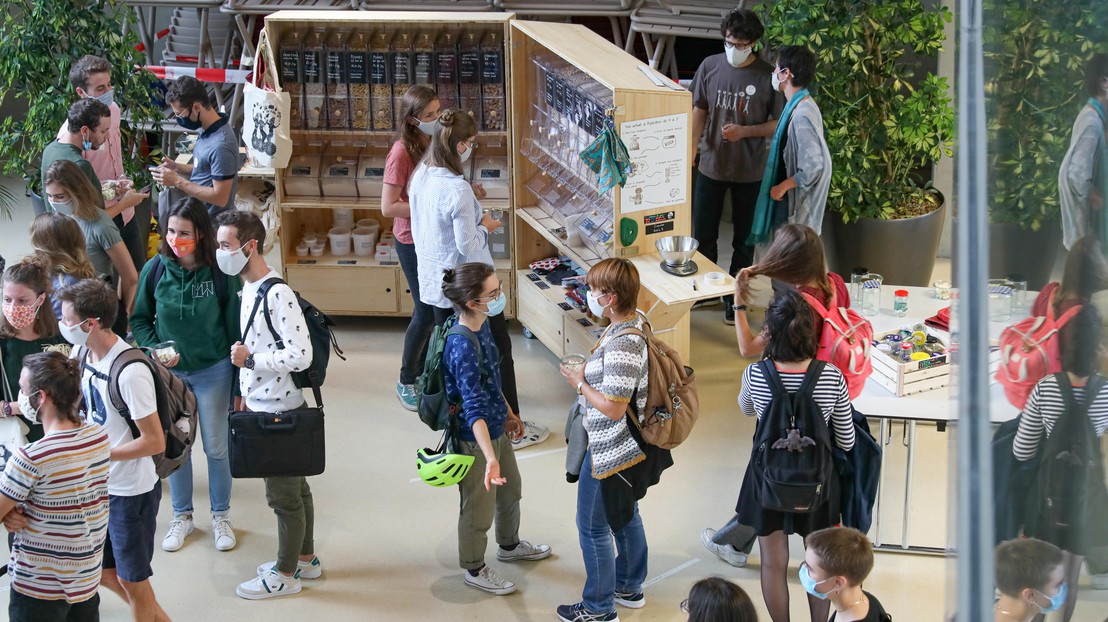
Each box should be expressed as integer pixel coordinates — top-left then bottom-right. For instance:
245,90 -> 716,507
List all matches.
0,8 -> 1106,622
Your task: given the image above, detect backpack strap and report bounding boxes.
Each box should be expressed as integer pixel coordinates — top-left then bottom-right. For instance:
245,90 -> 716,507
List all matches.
1054,303 -> 1083,328
445,324 -> 488,380
244,277 -> 323,406
798,360 -> 827,396
798,291 -> 831,320
81,347 -> 150,441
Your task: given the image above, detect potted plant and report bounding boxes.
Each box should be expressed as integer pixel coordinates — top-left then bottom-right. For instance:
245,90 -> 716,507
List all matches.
982,0 -> 1106,289
0,0 -> 163,217
761,0 -> 955,285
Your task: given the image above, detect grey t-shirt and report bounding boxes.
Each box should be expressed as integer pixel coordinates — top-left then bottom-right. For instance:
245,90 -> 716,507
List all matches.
692,54 -> 784,183
77,210 -> 123,285
190,113 -> 240,218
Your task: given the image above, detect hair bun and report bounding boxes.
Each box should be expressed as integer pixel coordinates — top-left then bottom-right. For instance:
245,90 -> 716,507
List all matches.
442,268 -> 456,283
439,110 -> 455,126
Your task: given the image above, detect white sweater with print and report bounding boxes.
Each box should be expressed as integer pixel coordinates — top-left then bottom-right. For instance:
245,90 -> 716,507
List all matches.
240,268 -> 313,413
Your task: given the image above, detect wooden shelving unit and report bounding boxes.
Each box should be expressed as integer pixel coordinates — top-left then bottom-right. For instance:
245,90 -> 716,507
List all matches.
264,11 -> 516,317
509,20 -> 729,360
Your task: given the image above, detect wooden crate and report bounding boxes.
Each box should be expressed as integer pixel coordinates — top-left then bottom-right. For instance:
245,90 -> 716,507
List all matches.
869,329 -> 951,396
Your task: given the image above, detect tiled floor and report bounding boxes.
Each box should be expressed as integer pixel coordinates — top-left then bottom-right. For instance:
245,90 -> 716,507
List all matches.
1,187 -> 1105,620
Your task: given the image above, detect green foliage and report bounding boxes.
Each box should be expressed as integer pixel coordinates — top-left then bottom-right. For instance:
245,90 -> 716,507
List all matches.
0,0 -> 162,214
762,0 -> 955,222
983,0 -> 1107,231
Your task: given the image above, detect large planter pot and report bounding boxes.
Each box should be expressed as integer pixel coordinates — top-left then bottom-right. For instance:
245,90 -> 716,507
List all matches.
987,222 -> 1061,291
826,198 -> 946,287
28,188 -> 47,217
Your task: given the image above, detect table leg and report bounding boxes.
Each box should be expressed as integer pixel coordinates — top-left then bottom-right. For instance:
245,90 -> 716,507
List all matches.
901,420 -> 917,549
873,417 -> 890,547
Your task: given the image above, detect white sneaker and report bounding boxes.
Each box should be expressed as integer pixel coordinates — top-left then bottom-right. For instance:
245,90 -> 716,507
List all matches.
463,565 -> 516,595
161,517 -> 195,552
497,539 -> 552,562
700,528 -> 748,567
212,516 -> 237,551
236,568 -> 302,600
511,421 -> 550,450
257,556 -> 323,580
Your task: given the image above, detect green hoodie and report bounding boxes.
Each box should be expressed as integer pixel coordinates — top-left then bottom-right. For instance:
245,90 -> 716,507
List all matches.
131,255 -> 242,372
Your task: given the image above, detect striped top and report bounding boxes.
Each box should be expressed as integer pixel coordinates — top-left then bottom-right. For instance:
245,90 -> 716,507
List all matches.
1013,374 -> 1108,461
0,424 -> 110,603
738,361 -> 856,451
583,317 -> 649,479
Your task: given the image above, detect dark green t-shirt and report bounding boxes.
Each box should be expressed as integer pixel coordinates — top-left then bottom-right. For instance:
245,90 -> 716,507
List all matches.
0,336 -> 69,442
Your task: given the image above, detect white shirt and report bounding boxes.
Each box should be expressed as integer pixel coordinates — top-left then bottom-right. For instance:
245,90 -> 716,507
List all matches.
239,268 -> 313,413
408,164 -> 493,308
77,337 -> 158,496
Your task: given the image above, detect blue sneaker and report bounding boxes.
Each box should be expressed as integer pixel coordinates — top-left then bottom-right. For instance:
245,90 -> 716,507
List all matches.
396,381 -> 419,412
556,603 -> 619,622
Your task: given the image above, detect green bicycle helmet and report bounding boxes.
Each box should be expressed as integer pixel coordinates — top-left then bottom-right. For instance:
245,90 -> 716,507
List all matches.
416,447 -> 475,487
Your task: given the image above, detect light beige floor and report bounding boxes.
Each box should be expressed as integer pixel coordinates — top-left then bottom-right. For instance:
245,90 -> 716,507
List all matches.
1,186 -> 1106,620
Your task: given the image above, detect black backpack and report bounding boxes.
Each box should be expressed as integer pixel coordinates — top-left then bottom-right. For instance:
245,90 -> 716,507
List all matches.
417,317 -> 486,432
80,346 -> 199,479
244,277 -> 345,403
1029,373 -> 1107,541
751,359 -> 836,513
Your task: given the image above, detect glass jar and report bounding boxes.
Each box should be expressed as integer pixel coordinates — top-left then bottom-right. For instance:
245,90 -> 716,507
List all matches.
1006,273 -> 1027,312
893,289 -> 909,317
860,273 -> 883,317
899,342 -> 914,363
988,278 -> 1014,322
850,267 -> 868,309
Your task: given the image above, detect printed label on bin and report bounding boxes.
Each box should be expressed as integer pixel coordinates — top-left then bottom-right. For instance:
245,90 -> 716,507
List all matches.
545,72 -> 555,108
459,51 -> 480,84
645,222 -> 675,235
436,51 -> 457,81
303,50 -> 322,83
391,52 -> 412,84
328,165 -> 351,177
290,166 -> 313,177
280,49 -> 301,82
325,49 -> 345,83
347,51 -> 368,84
481,51 -> 502,84
480,169 -> 502,179
369,52 -> 390,84
363,167 -> 385,177
414,52 -> 433,83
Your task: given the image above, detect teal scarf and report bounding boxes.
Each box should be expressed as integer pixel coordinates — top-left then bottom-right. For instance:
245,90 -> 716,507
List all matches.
1089,98 -> 1108,255
747,88 -> 810,246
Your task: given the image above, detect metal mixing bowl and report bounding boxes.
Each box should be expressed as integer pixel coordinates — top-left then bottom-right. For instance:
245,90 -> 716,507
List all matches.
655,235 -> 699,266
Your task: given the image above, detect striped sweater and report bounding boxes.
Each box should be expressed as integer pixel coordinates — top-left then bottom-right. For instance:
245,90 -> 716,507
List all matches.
0,423 -> 110,603
583,317 -> 649,479
738,361 -> 856,451
1013,374 -> 1108,461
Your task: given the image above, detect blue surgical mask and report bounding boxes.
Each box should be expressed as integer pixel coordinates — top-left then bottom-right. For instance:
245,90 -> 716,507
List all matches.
93,88 -> 115,107
1034,583 -> 1067,612
81,130 -> 93,152
798,564 -> 834,600
415,118 -> 437,136
479,292 -> 506,317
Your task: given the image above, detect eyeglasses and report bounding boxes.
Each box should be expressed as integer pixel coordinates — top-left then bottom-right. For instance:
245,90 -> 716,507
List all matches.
475,282 -> 502,301
680,598 -> 689,613
723,40 -> 753,51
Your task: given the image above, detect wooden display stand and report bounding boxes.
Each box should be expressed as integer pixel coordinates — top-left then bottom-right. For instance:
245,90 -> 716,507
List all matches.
509,21 -> 728,361
264,11 -> 515,317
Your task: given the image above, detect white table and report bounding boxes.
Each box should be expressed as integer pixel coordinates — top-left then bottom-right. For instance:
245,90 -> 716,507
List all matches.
850,285 -> 1024,554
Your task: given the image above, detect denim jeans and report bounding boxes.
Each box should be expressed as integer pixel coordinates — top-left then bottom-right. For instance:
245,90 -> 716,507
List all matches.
576,451 -> 648,614
692,171 -> 760,276
396,241 -> 436,385
167,358 -> 234,517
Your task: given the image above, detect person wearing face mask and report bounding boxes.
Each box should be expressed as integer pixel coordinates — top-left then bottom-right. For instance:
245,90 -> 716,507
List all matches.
29,213 -> 98,322
438,262 -> 551,597
42,98 -> 149,228
54,278 -> 170,621
152,75 -> 240,223
1013,304 -> 1108,621
214,209 -> 322,600
130,197 -> 242,555
0,351 -> 110,622
43,160 -> 138,330
800,527 -> 889,622
747,45 -> 832,256
409,108 -> 548,450
994,538 -> 1068,622
689,9 -> 784,326
557,258 -> 674,622
0,257 -> 66,443
57,55 -> 150,272
1059,53 -> 1108,251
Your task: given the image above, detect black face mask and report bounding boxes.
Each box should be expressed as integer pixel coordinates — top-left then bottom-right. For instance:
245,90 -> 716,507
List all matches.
175,106 -> 202,130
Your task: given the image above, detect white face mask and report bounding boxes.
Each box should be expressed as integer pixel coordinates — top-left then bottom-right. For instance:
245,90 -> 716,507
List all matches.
586,290 -> 610,318
458,141 -> 473,163
92,88 -> 115,107
17,390 -> 42,425
415,118 -> 437,136
60,317 -> 93,347
216,243 -> 252,276
772,70 -> 785,92
725,46 -> 751,67
49,200 -> 74,216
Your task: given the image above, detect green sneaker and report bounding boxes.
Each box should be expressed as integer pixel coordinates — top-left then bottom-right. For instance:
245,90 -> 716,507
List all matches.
396,381 -> 419,412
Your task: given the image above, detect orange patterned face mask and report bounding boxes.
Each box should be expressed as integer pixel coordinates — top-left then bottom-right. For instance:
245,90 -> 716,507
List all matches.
169,237 -> 197,258
3,296 -> 43,330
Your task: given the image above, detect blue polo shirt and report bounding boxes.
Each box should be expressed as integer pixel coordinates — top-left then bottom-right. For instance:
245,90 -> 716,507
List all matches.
191,112 -> 239,218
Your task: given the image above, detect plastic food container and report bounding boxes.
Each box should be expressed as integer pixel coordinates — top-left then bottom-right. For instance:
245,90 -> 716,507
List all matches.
328,227 -> 352,256
332,207 -> 355,229
356,156 -> 386,198
474,158 -> 510,199
320,155 -> 359,198
295,243 -> 309,256
351,227 -> 377,256
283,155 -> 322,197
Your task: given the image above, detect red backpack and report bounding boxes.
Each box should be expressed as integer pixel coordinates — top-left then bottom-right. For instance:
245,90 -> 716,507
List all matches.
995,303 -> 1083,409
799,291 -> 873,399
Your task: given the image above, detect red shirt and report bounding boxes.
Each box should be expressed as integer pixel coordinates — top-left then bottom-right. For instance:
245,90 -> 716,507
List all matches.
798,271 -> 850,310
383,139 -> 416,245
